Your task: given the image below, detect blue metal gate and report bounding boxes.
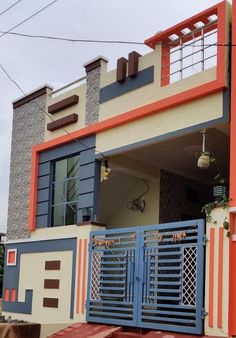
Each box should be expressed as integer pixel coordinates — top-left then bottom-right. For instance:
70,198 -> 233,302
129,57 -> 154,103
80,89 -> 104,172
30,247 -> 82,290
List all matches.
86,220 -> 205,334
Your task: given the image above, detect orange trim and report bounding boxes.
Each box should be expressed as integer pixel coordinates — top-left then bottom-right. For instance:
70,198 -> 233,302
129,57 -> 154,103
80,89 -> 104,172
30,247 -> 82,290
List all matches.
28,78 -> 225,231
28,148 -> 38,231
229,1 -> 236,335
81,239 -> 88,314
161,46 -> 170,87
4,289 -> 9,302
145,2 -> 225,48
229,214 -> 236,335
217,227 -> 224,329
10,289 -> 16,302
216,1 -> 227,85
76,239 -> 82,314
208,228 -> 215,328
7,250 -> 16,265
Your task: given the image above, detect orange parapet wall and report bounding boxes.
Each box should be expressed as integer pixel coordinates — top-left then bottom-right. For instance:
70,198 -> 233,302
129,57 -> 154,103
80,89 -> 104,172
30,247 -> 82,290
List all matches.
145,1 -> 228,89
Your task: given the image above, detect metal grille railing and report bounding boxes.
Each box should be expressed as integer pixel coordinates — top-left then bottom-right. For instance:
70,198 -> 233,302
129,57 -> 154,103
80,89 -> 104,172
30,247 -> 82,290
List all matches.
162,19 -> 218,84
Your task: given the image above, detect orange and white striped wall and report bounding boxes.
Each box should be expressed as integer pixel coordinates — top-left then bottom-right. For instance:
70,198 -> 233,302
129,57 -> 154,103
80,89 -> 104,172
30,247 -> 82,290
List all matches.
204,208 -> 229,337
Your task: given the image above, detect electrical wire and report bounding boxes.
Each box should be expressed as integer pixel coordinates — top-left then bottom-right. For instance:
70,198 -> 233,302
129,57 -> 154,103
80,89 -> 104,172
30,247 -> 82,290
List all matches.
0,31 -> 145,45
0,29 -> 235,47
0,0 -> 60,39
0,63 -> 107,159
0,0 -> 23,17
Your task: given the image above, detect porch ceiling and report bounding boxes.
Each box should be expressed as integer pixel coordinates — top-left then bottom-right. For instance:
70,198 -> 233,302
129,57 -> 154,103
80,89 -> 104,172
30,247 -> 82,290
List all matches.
111,127 -> 229,185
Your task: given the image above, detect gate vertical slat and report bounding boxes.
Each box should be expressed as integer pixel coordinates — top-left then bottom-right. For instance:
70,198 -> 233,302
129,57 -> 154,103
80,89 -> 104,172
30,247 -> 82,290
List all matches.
86,227 -> 138,326
86,220 -> 205,334
139,220 -> 205,334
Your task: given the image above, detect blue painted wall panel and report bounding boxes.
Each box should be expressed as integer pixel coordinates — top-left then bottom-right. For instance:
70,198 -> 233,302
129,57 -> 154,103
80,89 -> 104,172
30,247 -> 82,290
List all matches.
36,215 -> 48,228
38,162 -> 51,176
39,136 -> 95,163
36,201 -> 49,216
100,66 -> 154,103
78,192 -> 94,209
3,238 -> 77,318
35,135 -> 99,228
37,188 -> 49,203
37,175 -> 50,190
80,148 -> 95,165
79,178 -> 94,194
80,162 -> 95,180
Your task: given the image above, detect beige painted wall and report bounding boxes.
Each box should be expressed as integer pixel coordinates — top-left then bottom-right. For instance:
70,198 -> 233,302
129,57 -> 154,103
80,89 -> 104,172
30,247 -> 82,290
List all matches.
45,84 -> 86,141
204,208 -> 229,337
30,224 -> 104,241
99,44 -> 217,121
97,92 -> 224,154
19,251 -> 73,323
106,175 -> 160,229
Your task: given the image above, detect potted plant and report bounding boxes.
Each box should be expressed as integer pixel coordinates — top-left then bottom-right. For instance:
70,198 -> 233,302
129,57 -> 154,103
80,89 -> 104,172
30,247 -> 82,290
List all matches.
213,173 -> 226,203
197,151 -> 215,169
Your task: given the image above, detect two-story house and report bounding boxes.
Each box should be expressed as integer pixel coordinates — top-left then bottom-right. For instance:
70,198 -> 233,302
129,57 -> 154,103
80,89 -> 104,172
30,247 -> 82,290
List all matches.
3,1 -> 236,337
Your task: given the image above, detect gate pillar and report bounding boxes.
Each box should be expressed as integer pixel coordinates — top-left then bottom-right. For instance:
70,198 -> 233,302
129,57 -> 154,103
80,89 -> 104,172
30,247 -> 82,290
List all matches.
204,208 -> 229,337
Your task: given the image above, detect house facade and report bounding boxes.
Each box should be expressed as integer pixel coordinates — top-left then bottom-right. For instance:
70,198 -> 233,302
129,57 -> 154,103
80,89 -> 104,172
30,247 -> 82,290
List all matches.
3,1 -> 236,337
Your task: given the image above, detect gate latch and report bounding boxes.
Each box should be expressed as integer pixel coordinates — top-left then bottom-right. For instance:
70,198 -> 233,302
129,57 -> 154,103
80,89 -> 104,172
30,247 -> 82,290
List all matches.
201,309 -> 207,319
135,276 -> 141,281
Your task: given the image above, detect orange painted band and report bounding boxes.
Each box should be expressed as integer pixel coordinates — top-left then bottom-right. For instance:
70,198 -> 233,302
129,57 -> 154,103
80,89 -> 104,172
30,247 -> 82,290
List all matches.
208,228 -> 215,328
81,239 -> 88,314
228,213 -> 236,335
28,148 -> 39,231
76,239 -> 82,314
217,227 -> 224,328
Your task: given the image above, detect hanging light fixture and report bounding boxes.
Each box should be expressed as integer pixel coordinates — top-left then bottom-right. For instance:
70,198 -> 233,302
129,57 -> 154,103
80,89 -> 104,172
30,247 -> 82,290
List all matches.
197,129 -> 211,169
103,159 -> 110,180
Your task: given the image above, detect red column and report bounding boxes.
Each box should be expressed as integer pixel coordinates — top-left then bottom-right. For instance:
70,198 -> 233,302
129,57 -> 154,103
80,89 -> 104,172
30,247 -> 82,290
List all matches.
229,0 -> 236,335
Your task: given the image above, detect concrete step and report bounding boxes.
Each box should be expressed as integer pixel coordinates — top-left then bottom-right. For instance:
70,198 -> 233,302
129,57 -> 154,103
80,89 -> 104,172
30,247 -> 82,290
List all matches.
111,332 -> 143,338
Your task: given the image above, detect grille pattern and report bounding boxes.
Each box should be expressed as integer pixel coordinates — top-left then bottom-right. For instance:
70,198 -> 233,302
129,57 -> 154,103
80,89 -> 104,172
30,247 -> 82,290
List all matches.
90,252 -> 102,300
182,247 -> 197,306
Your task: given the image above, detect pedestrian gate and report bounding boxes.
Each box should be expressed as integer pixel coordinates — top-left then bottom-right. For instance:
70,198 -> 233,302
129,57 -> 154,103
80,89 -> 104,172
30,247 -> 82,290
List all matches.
86,220 -> 205,334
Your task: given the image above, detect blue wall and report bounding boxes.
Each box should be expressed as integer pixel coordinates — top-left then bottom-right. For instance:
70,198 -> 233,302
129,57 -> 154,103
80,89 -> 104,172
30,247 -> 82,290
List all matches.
36,135 -> 100,228
3,238 -> 77,318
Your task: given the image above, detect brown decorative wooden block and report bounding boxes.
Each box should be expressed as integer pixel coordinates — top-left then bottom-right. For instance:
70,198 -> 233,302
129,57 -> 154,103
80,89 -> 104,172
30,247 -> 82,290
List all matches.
48,95 -> 79,114
47,113 -> 78,131
128,51 -> 141,78
45,260 -> 61,270
44,279 -> 60,289
116,57 -> 128,83
43,297 -> 59,308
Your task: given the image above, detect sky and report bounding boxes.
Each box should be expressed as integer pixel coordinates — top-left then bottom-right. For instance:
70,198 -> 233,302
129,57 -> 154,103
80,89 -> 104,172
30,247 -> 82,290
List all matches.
0,0 -> 230,232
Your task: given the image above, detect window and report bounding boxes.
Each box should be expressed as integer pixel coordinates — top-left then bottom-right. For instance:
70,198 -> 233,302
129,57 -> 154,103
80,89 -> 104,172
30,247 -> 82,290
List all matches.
7,249 -> 17,266
51,154 -> 80,226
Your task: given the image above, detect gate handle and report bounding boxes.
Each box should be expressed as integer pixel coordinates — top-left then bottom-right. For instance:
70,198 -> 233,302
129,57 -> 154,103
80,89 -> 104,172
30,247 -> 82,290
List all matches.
135,276 -> 141,281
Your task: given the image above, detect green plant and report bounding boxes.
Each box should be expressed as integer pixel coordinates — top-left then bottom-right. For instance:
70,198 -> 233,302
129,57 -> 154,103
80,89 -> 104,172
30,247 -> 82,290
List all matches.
201,201 -> 216,222
223,217 -> 230,238
214,173 -> 225,185
201,194 -> 231,237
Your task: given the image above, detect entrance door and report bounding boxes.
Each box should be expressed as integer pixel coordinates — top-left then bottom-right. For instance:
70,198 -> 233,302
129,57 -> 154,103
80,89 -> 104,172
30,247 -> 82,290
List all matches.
86,220 -> 205,334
